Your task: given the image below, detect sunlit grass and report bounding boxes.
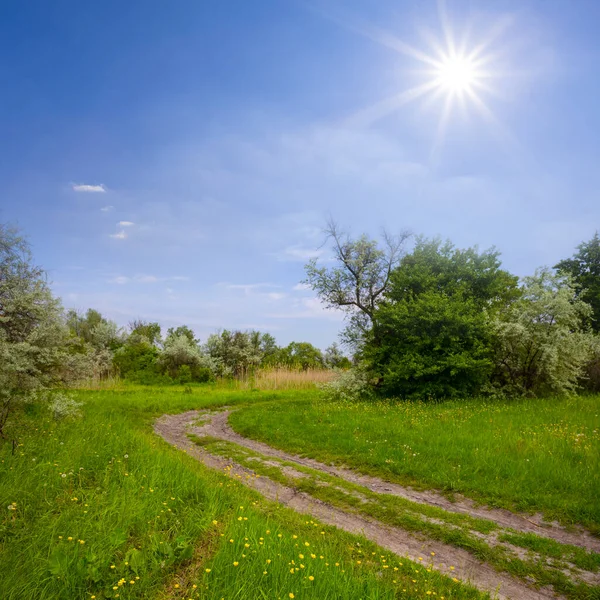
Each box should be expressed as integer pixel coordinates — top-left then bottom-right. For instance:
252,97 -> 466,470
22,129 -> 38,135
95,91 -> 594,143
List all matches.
229,395 -> 600,532
0,388 -> 485,599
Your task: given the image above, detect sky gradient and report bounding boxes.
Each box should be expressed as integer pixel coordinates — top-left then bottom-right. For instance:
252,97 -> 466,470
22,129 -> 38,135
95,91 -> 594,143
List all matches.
1,0 -> 599,348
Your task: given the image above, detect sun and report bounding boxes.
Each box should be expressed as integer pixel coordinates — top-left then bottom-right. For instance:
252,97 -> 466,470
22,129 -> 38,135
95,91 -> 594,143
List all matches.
434,55 -> 479,94
341,4 -> 511,146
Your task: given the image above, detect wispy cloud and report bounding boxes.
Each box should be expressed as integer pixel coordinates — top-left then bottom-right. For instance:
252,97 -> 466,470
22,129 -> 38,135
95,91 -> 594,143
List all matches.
276,245 -> 324,262
108,274 -> 189,285
100,205 -> 114,212
109,230 -> 127,240
293,282 -> 311,291
118,221 -> 135,227
72,183 -> 106,193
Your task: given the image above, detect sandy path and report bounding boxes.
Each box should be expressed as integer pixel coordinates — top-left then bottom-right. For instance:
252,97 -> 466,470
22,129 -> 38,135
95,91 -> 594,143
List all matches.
154,409 -> 581,600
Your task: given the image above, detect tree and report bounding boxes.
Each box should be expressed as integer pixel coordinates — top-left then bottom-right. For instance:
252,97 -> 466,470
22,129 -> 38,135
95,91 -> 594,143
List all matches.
159,334 -> 215,382
204,330 -> 265,377
0,225 -> 66,436
324,343 -> 352,369
278,342 -> 324,370
304,219 -> 411,348
555,232 -> 600,332
128,320 -> 162,346
66,308 -> 123,350
165,325 -> 198,346
491,268 -> 595,397
364,239 -> 519,399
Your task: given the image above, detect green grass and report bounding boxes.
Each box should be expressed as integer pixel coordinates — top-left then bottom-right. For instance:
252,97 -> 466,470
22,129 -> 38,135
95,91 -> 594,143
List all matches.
0,387 -> 486,600
228,394 -> 600,532
190,433 -> 600,600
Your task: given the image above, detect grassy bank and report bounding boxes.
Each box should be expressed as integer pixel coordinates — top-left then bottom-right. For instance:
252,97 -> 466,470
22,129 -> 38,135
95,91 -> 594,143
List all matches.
229,394 -> 600,532
0,387 -> 485,600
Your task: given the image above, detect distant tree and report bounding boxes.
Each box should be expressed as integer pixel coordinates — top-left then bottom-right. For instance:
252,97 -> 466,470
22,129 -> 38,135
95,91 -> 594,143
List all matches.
555,232 -> 600,332
491,268 -> 595,397
66,308 -> 123,350
324,343 -> 352,369
364,239 -> 519,399
165,325 -> 198,346
128,320 -> 162,346
159,334 -> 215,382
278,342 -> 324,371
204,330 -> 264,377
0,224 -> 66,436
304,219 -> 411,348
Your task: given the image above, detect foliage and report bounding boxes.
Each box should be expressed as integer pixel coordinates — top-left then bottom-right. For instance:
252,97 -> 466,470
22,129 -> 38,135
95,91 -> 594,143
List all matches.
555,232 -> 600,332
112,337 -> 160,381
323,342 -> 352,369
319,365 -> 374,402
0,224 -> 67,436
165,324 -> 198,345
304,219 -> 411,348
205,330 -> 272,377
158,333 -> 216,382
276,341 -> 324,370
491,268 -> 595,397
365,239 -> 518,399
66,309 -> 124,351
128,319 -> 162,346
47,391 -> 83,420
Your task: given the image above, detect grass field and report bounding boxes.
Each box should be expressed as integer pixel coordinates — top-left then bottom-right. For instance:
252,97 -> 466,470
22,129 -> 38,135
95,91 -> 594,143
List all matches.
229,394 -> 600,533
0,387 -> 487,600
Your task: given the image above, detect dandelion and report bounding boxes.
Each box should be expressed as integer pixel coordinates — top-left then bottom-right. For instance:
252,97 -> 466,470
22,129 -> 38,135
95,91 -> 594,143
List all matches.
212,520 -> 218,525
289,594 -> 295,599
111,565 -> 116,569
299,554 -> 304,559
266,559 -> 271,564
233,562 -> 239,567
130,581 -> 135,585
67,537 -> 73,542
174,583 -> 180,588
309,576 -> 314,581
205,568 -> 211,573
79,540 -> 85,545
304,542 -> 310,547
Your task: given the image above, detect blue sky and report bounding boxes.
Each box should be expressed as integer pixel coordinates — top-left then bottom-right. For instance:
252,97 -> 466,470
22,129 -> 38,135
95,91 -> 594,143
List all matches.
1,0 -> 599,349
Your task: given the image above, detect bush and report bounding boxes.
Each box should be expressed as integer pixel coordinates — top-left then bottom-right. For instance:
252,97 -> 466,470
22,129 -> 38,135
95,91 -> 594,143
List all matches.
320,367 -> 374,402
113,340 -> 160,380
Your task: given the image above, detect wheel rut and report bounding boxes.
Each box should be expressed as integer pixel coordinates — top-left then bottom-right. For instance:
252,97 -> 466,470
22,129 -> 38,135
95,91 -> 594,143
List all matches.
154,409 -> 599,600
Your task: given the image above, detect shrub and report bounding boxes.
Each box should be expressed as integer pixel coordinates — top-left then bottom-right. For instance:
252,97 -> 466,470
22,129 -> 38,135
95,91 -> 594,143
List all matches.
320,366 -> 374,402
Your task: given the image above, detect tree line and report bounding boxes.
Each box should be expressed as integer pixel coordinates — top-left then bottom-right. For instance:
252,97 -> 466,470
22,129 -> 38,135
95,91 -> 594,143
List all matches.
306,221 -> 600,400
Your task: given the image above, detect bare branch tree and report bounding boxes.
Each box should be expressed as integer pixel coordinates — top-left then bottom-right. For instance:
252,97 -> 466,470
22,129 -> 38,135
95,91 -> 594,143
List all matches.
304,218 -> 411,346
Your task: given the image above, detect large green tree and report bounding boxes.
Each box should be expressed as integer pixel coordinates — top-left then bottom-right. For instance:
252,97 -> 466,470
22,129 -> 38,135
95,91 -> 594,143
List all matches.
365,239 -> 519,399
0,225 -> 66,436
555,232 -> 600,332
491,268 -> 595,397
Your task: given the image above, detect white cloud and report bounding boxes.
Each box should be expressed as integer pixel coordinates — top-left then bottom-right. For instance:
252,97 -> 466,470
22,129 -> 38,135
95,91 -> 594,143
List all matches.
110,276 -> 129,284
267,292 -> 286,301
293,283 -> 311,291
109,230 -> 127,240
277,245 -> 324,262
72,183 -> 106,193
100,205 -> 114,212
134,275 -> 159,283
118,221 -> 135,227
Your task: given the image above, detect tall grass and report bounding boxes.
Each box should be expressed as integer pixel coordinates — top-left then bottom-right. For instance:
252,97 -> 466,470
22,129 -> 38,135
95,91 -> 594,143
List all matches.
228,367 -> 336,391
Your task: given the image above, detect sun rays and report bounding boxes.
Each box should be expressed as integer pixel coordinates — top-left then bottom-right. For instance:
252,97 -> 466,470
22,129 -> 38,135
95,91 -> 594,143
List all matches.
337,1 -> 514,152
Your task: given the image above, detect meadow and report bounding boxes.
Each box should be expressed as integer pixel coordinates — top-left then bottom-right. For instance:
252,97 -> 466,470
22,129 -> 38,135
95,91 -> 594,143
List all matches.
229,394 -> 600,533
0,387 -> 486,600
